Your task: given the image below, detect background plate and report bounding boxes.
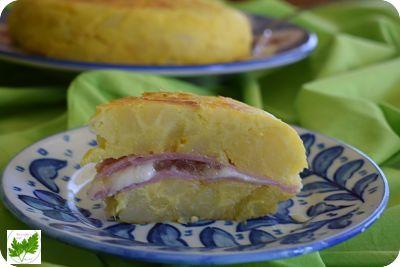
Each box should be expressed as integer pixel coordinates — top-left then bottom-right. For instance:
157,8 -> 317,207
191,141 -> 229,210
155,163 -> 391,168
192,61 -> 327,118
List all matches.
0,12 -> 317,76
0,127 -> 388,265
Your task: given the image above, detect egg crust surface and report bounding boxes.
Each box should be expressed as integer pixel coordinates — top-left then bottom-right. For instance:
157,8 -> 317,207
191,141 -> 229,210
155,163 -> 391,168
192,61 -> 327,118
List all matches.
8,0 -> 252,65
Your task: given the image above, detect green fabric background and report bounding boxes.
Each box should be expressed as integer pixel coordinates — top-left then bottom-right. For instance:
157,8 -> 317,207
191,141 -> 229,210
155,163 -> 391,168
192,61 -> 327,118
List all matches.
1,0 -> 399,266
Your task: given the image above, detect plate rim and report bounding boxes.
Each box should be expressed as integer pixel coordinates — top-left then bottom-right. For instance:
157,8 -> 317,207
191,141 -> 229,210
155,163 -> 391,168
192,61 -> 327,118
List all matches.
0,13 -> 318,75
0,126 -> 389,265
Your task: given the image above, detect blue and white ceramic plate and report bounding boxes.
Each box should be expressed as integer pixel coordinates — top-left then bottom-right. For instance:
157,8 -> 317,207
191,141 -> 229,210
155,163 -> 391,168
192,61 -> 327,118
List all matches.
0,127 -> 388,265
0,12 -> 317,76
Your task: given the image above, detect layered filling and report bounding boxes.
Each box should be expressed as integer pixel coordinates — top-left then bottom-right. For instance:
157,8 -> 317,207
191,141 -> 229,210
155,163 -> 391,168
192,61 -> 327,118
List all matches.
87,153 -> 299,200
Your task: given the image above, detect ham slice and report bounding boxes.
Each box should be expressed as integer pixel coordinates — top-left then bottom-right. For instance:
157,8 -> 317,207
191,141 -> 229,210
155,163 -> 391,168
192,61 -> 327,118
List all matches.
87,153 -> 299,200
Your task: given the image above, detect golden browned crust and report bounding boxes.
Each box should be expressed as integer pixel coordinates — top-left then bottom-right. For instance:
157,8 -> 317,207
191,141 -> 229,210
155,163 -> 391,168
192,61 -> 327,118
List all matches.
68,0 -> 225,9
96,92 -> 264,115
8,0 -> 251,65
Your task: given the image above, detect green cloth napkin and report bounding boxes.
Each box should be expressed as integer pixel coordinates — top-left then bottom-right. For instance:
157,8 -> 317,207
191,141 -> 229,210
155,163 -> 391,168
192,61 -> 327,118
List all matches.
1,0 -> 400,266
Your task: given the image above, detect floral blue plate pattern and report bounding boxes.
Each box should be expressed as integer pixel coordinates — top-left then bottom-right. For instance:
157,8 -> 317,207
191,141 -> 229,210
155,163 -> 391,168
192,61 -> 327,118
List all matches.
0,127 -> 388,265
0,12 -> 317,76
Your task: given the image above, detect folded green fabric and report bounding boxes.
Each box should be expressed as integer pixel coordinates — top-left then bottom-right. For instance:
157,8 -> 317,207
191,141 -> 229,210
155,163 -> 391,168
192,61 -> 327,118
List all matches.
234,0 -> 400,123
296,58 -> 400,267
0,0 -> 399,267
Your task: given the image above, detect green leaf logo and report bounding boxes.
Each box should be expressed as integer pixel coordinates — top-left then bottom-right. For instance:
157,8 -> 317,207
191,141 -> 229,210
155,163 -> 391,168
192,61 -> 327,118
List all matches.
8,232 -> 39,262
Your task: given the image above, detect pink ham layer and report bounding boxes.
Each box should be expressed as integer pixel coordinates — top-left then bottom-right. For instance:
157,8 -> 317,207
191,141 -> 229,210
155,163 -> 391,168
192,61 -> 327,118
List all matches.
87,153 -> 300,200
